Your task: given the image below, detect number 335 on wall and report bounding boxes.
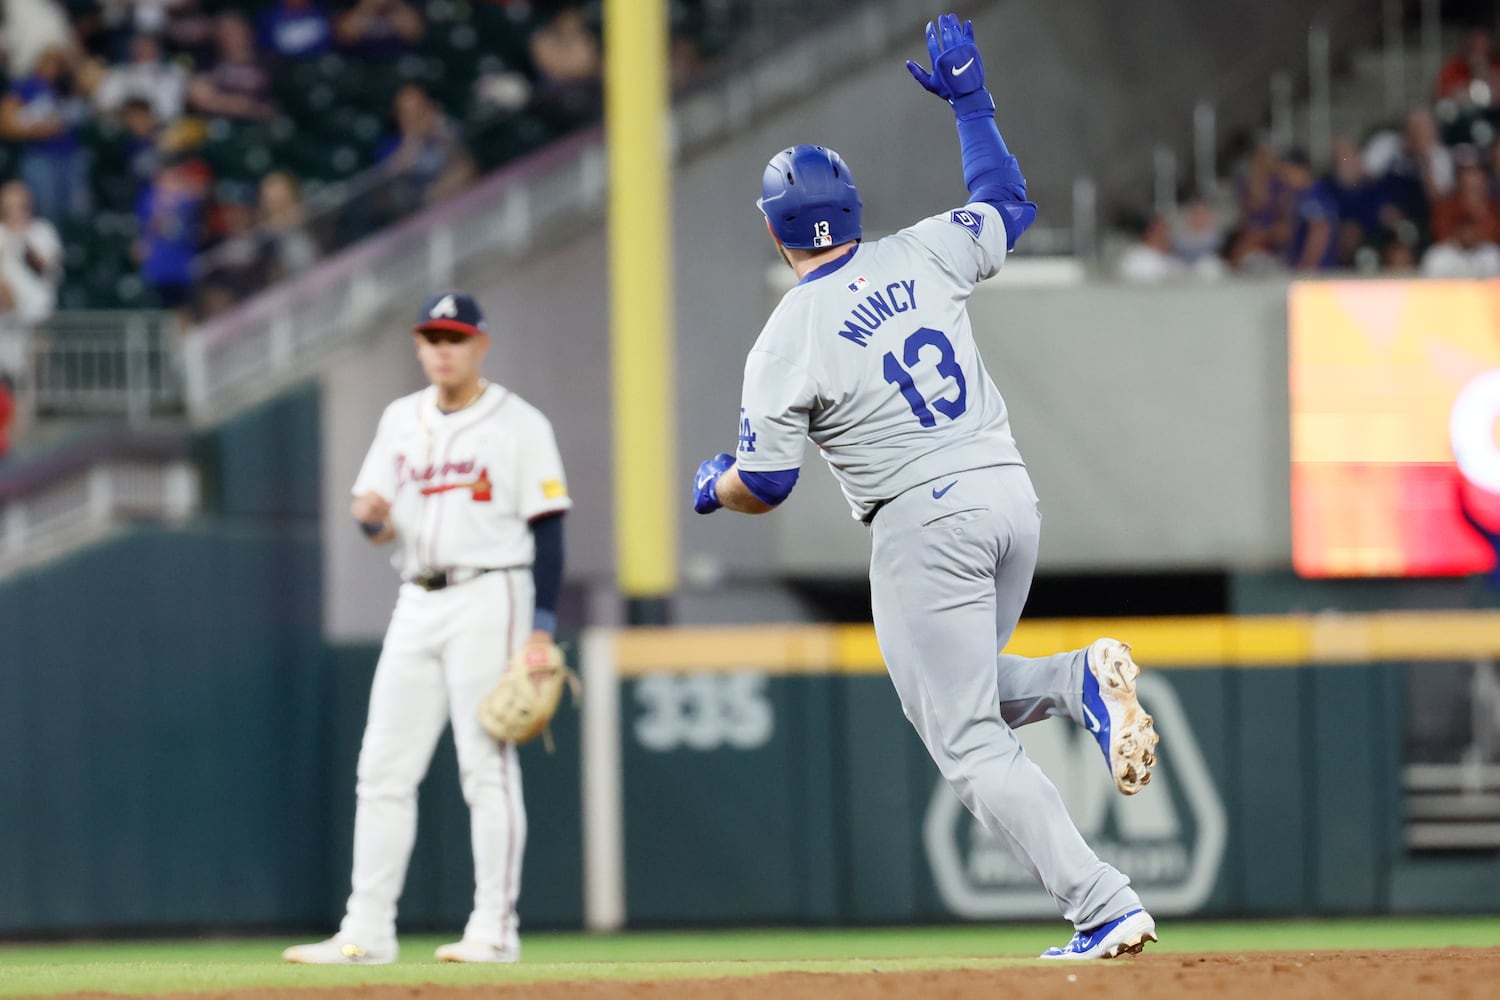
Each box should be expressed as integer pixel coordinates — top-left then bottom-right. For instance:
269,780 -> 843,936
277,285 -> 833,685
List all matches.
632,673 -> 775,752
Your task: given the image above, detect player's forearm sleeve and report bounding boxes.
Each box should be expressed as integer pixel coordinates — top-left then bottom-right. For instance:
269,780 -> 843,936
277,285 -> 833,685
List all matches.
739,468 -> 800,506
952,90 -> 1036,250
529,511 -> 565,633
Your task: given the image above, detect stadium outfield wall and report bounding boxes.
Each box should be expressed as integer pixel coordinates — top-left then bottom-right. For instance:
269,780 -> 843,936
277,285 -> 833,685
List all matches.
5,558 -> 1499,935
2,388 -> 1495,936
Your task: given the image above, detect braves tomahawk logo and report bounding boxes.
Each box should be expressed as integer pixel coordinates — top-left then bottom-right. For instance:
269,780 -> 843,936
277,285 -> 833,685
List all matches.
398,455 -> 493,502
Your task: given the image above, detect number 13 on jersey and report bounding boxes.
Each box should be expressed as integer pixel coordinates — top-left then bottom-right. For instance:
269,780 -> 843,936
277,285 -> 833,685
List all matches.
883,327 -> 967,427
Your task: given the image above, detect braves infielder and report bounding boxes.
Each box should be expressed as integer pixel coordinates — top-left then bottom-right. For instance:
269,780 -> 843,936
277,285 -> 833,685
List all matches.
285,291 -> 571,965
692,15 -> 1161,959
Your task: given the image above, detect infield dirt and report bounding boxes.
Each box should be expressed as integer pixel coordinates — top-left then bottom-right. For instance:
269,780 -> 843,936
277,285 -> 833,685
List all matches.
53,946 -> 1500,1000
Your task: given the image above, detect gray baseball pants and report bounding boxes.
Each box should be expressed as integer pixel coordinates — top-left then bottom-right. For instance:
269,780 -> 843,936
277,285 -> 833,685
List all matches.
868,462 -> 1141,928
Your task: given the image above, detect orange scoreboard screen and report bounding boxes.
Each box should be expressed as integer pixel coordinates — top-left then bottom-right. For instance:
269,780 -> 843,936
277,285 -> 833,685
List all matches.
1290,280 -> 1500,578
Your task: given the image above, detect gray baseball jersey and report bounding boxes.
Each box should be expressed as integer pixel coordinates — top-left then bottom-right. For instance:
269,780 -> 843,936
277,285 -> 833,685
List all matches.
735,201 -> 1023,519
732,200 -> 1144,929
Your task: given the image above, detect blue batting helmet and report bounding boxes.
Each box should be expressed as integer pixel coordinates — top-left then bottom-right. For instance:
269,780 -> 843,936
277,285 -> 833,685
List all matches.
756,145 -> 862,250
413,291 -> 487,337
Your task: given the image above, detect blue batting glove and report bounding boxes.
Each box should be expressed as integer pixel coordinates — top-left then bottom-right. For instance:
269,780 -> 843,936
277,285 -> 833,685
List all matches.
693,452 -> 736,514
905,13 -> 990,113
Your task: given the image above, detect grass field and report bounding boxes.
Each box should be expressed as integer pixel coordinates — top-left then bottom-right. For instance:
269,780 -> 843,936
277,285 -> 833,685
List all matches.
1,917 -> 1498,997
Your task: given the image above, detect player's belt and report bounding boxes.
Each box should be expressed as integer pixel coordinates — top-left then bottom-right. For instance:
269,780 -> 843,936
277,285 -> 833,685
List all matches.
407,566 -> 518,591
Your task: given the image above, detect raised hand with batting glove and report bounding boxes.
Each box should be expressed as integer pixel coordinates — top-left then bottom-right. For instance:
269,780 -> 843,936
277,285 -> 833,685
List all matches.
906,11 -> 1036,249
905,13 -> 991,118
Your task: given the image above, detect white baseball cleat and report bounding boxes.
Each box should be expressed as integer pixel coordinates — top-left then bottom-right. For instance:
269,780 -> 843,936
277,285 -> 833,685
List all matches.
282,936 -> 396,965
435,938 -> 520,963
1039,908 -> 1158,959
1082,638 -> 1160,795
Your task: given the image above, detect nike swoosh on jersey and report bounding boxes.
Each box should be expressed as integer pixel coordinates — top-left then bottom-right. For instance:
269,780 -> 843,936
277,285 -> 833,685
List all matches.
951,57 -> 975,75
932,481 -> 957,499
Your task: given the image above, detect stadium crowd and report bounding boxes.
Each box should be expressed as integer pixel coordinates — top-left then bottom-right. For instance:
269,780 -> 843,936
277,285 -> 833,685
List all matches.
0,0 -> 638,319
0,0 -> 645,457
0,0 -> 739,453
1119,23 -> 1500,283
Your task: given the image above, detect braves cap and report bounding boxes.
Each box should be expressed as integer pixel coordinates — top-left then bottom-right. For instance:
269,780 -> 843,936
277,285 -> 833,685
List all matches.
413,291 -> 487,337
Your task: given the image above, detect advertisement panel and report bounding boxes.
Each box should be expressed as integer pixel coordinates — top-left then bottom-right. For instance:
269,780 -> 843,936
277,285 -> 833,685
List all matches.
1289,280 -> 1500,577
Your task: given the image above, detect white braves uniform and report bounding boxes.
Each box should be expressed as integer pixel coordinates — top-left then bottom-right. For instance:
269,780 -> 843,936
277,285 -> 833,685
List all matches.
341,381 -> 571,952
735,201 -> 1143,929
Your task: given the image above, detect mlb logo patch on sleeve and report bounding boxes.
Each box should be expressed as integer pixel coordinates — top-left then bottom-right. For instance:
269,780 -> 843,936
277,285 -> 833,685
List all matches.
949,208 -> 984,237
542,479 -> 567,499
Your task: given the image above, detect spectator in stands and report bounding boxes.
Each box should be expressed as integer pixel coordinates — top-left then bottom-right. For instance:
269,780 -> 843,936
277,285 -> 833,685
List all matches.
1221,225 -> 1284,277
186,12 -> 276,121
334,0 -> 425,60
91,32 -> 187,123
257,170 -> 318,280
1171,195 -> 1223,270
1435,26 -> 1500,104
68,0 -> 114,60
1421,210 -> 1500,277
0,45 -> 92,223
1321,137 -> 1386,266
374,83 -> 475,221
134,152 -> 209,312
1281,150 -> 1338,271
118,96 -> 163,194
258,0 -> 334,61
1235,139 -> 1290,259
1365,109 -> 1454,247
0,371 -> 14,463
2,0 -> 75,78
1116,213 -> 1185,283
160,0 -> 218,68
528,5 -> 601,120
196,184 -> 272,319
1432,153 -> 1499,245
1379,231 -> 1418,273
0,180 -> 62,383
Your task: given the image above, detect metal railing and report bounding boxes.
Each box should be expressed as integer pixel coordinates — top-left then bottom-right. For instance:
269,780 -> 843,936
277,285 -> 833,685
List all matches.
1066,0 -> 1379,262
1308,19 -> 1334,164
1125,0 -> 1362,214
0,459 -> 199,576
30,312 -> 183,420
1138,0 -> 1454,226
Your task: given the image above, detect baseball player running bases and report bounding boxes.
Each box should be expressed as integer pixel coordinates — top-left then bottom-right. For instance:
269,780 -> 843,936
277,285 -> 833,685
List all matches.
285,291 -> 571,964
693,14 -> 1161,959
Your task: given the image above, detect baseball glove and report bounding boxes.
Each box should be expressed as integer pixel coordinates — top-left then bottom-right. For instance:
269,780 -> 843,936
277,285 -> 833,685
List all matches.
477,642 -> 581,750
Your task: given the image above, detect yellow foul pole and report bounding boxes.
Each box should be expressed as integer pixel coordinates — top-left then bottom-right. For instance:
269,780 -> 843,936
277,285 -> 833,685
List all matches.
605,0 -> 676,617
